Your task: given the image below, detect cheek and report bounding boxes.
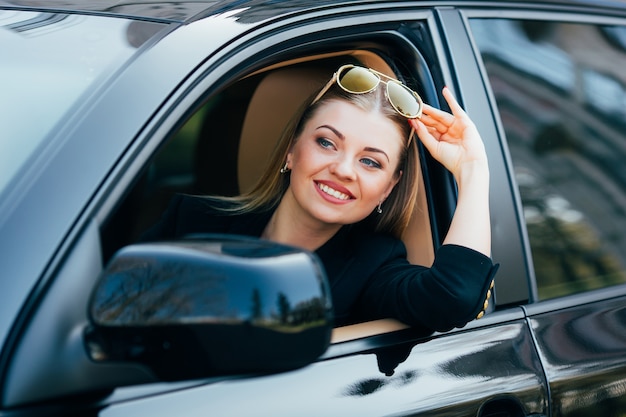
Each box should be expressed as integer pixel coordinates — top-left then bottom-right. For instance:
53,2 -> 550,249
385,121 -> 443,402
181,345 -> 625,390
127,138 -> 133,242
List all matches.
353,170 -> 390,199
291,140 -> 324,168
288,140 -> 305,165
381,177 -> 396,198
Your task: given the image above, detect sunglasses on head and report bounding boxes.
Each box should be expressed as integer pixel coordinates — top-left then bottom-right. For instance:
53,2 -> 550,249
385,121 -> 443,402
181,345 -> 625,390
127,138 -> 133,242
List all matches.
311,64 -> 424,119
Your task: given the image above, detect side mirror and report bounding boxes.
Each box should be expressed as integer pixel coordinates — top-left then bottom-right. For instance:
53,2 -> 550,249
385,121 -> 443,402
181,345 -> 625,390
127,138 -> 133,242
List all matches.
85,235 -> 333,381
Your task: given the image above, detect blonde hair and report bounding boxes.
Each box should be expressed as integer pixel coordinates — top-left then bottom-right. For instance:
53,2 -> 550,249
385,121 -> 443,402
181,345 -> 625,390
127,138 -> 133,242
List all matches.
218,82 -> 419,239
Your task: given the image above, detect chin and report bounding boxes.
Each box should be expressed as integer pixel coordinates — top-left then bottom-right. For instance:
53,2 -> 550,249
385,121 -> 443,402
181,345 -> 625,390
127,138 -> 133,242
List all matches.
313,210 -> 364,227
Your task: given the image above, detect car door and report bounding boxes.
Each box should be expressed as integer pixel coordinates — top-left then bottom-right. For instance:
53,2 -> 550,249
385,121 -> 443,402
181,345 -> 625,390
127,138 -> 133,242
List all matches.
99,5 -> 549,416
468,7 -> 626,417
1,3 -> 549,416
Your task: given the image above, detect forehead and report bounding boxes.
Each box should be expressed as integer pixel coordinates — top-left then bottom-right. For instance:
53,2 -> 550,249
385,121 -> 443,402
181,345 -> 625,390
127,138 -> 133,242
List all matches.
306,100 -> 405,155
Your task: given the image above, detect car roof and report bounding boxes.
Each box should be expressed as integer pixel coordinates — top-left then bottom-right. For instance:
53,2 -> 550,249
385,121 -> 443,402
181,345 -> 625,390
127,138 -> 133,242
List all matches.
1,0 -> 626,23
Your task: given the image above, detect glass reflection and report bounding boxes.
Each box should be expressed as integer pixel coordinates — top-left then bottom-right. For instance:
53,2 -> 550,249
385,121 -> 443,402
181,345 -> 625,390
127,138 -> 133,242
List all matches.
87,237 -> 332,378
471,19 -> 626,300
90,239 -> 331,330
0,10 -> 165,198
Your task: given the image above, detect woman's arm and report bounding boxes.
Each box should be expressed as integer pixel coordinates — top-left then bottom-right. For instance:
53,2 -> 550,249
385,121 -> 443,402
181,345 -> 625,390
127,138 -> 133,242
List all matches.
409,87 -> 491,256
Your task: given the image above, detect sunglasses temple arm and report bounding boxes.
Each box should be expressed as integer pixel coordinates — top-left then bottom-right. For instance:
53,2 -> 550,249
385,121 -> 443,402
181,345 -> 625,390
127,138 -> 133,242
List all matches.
311,73 -> 337,105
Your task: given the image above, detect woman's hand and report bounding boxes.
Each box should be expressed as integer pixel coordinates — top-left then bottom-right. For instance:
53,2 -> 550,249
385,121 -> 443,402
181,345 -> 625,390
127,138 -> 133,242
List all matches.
410,87 -> 492,256
409,87 -> 488,180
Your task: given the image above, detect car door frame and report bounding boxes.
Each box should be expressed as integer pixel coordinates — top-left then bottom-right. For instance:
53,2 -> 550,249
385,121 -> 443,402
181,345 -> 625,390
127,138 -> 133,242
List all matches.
1,3 -> 548,415
100,5 -> 549,416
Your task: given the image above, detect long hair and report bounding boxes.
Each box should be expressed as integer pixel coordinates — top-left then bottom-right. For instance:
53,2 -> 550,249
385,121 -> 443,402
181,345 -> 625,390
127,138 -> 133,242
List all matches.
218,81 -> 419,239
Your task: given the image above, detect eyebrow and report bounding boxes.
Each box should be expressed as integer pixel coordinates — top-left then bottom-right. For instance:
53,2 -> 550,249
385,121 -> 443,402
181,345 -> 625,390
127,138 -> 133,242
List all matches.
316,125 -> 390,162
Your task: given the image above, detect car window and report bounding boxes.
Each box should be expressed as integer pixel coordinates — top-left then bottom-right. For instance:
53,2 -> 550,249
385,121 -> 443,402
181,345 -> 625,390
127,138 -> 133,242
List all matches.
106,52 -> 436,262
0,10 -> 165,198
102,48 -> 438,337
470,17 -> 626,300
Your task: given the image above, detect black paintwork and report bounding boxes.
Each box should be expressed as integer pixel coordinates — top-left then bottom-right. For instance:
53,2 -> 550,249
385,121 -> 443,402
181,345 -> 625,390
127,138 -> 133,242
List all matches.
0,1 -> 625,416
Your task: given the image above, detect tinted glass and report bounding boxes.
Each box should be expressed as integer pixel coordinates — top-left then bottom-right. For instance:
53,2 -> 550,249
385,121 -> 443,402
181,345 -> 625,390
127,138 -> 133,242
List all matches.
471,18 -> 626,300
0,10 -> 164,195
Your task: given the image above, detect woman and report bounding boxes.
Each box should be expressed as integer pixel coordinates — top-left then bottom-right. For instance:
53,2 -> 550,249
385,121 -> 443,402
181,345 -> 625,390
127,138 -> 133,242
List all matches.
143,65 -> 498,331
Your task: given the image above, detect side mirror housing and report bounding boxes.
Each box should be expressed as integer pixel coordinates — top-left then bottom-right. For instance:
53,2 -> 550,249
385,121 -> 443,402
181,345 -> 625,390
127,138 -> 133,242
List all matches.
85,235 -> 333,381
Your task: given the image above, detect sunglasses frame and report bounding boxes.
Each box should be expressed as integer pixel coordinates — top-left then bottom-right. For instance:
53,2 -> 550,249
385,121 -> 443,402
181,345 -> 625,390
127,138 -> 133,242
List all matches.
311,64 -> 424,119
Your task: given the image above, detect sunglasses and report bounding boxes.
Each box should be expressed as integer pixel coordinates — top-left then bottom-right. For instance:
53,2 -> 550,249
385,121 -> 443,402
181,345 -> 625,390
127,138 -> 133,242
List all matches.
311,64 -> 423,119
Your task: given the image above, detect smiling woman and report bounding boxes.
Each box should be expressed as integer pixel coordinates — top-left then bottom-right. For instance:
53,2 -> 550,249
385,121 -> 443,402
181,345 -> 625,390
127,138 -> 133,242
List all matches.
279,99 -> 405,250
139,59 -> 498,332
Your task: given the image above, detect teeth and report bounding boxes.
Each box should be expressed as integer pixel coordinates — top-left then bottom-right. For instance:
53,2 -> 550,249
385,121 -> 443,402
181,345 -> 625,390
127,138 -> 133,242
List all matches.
318,183 -> 350,200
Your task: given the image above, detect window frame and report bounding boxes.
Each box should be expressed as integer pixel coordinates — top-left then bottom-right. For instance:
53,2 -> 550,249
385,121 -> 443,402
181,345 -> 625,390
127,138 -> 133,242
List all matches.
97,8 -> 522,354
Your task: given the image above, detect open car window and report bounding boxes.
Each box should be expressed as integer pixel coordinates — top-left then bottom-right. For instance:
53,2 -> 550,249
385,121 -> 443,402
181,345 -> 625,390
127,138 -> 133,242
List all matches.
102,43 -> 440,342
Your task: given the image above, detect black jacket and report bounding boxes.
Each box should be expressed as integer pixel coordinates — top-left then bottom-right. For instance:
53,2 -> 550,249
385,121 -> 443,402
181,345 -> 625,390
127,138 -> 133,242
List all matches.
142,194 -> 498,330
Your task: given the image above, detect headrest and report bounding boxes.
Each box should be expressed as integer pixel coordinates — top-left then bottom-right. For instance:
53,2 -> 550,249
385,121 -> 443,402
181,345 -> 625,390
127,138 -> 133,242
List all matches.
238,67 -> 329,193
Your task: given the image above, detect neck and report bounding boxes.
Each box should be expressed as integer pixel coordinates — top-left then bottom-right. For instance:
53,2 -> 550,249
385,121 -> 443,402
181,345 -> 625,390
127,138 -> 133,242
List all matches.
262,197 -> 341,251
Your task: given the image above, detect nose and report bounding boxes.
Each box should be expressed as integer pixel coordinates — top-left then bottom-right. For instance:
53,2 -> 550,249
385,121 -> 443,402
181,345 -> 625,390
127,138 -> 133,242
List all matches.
329,155 -> 356,181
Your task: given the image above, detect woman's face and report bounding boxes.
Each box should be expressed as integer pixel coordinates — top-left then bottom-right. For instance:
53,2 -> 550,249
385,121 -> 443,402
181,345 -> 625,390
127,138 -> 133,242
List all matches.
285,99 -> 404,228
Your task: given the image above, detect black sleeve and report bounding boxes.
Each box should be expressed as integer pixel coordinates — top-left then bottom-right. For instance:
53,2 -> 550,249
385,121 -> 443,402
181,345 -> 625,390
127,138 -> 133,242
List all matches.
358,242 -> 498,332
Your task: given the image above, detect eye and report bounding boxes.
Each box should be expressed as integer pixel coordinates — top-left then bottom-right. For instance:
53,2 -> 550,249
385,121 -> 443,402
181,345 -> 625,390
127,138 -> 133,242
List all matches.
360,157 -> 382,169
316,137 -> 335,150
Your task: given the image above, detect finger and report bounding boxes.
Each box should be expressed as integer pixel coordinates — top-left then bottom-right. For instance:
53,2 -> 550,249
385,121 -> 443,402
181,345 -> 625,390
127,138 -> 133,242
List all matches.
442,87 -> 469,119
420,116 -> 457,140
410,119 -> 440,153
420,114 -> 449,134
422,103 -> 454,124
410,118 -> 440,135
408,118 -> 420,132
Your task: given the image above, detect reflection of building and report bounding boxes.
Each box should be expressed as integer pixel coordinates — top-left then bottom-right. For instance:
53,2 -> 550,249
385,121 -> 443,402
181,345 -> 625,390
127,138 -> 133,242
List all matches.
0,0 -> 212,21
4,11 -> 69,32
0,7 -> 149,191
471,18 -> 626,300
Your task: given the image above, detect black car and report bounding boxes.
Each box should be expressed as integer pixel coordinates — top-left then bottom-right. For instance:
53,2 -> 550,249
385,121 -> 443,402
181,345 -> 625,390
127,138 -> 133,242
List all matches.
1,0 -> 626,416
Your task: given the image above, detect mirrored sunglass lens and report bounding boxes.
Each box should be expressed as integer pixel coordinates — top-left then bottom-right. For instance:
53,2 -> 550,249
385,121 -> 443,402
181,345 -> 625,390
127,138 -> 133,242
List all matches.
387,81 -> 421,117
338,67 -> 379,93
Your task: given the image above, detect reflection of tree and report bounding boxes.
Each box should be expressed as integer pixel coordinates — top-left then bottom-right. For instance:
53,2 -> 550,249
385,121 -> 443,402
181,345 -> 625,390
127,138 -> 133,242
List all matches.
250,288 -> 263,322
92,257 -> 230,324
290,297 -> 327,325
277,293 -> 290,324
518,174 -> 625,299
126,20 -> 164,48
250,291 -> 328,329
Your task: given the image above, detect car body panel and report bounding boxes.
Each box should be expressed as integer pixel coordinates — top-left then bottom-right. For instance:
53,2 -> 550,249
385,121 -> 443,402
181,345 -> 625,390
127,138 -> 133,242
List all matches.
527,295 -> 626,416
101,318 -> 547,417
1,0 -> 625,415
0,7 -> 253,354
2,0 -> 626,23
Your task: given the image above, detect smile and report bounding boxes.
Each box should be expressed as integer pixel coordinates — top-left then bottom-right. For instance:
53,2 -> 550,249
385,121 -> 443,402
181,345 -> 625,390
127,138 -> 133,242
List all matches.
316,182 -> 352,201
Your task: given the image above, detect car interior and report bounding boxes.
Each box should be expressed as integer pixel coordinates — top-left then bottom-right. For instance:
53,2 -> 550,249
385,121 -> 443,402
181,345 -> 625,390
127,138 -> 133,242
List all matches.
102,50 -> 436,343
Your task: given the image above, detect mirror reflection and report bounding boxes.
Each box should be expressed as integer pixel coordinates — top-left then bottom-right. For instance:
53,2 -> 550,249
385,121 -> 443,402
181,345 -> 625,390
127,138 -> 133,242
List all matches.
90,237 -> 332,331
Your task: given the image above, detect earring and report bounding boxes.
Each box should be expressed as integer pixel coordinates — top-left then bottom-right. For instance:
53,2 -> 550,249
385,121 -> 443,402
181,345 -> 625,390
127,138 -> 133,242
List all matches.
280,161 -> 290,174
376,201 -> 383,214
